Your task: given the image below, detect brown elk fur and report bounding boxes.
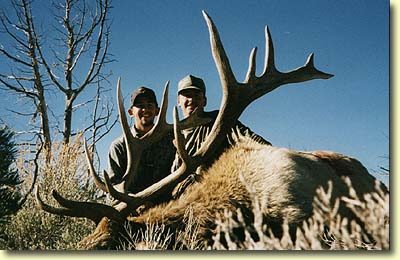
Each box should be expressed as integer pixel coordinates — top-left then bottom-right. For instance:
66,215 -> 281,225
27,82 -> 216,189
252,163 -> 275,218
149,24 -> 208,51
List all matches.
78,137 -> 387,249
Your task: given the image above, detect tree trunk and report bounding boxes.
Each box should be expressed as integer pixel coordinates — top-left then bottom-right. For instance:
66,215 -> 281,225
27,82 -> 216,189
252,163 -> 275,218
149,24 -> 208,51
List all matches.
37,85 -> 52,152
63,94 -> 74,144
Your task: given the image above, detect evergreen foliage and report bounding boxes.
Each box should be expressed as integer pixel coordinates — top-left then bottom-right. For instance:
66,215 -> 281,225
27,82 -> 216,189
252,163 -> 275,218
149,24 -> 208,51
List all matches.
0,125 -> 22,222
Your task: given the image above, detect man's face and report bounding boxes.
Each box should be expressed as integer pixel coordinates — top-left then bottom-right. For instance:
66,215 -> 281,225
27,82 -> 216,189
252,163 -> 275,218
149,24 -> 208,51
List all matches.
128,96 -> 159,128
177,89 -> 207,118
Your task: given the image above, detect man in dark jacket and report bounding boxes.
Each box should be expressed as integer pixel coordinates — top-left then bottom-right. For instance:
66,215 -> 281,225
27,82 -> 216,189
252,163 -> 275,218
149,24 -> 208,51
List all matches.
107,86 -> 175,204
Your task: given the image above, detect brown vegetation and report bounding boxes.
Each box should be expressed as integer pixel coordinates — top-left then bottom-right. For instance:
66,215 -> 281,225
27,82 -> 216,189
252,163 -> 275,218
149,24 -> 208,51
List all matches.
0,137 -> 98,249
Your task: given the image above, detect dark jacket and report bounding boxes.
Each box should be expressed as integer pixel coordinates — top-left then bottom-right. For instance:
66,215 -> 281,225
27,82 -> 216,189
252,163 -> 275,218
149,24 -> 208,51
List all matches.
107,127 -> 176,201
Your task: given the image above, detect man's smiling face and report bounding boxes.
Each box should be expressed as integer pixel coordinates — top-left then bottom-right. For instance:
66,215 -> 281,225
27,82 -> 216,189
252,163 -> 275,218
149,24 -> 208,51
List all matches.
129,96 -> 159,128
177,89 -> 207,118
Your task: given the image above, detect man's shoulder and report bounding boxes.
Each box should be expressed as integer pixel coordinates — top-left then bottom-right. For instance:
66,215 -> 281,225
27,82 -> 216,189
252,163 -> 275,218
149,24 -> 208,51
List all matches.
204,110 -> 219,119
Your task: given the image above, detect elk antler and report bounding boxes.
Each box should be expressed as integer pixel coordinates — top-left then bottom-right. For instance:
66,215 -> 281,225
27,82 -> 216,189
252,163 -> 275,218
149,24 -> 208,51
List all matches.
35,187 -> 125,224
35,78 -> 208,220
87,78 -> 212,194
197,11 -> 333,159
35,79 -> 173,221
117,78 -> 171,192
36,11 -> 333,223
80,10 -> 334,210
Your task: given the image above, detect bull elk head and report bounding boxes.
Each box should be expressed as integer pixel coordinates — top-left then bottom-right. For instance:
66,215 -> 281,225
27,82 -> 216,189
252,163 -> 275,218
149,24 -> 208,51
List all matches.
35,11 -> 333,248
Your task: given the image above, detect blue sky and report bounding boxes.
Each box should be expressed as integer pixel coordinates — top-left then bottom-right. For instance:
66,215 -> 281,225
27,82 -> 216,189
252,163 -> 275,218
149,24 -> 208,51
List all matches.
0,0 -> 390,185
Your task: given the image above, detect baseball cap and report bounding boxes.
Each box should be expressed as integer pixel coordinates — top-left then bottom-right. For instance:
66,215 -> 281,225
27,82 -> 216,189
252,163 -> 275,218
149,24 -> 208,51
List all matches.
130,86 -> 158,107
178,75 -> 206,95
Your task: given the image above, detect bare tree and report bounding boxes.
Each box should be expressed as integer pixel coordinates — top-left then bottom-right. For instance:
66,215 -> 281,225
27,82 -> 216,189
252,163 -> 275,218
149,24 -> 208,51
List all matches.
39,0 -> 113,144
0,0 -> 114,150
0,0 -> 52,152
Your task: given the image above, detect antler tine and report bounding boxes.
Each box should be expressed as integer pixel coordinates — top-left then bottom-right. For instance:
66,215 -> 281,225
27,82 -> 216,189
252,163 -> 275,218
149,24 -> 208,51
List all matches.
117,79 -> 172,193
258,52 -> 333,90
245,26 -> 277,83
117,77 -> 135,147
121,81 -> 171,192
262,26 -> 278,76
246,24 -> 334,104
173,106 -> 191,165
83,139 -> 107,192
156,81 -> 170,127
35,186 -> 124,224
245,47 -> 257,83
102,169 -> 144,209
202,10 -> 237,95
116,77 -> 141,194
35,187 -> 75,218
141,81 -> 172,141
304,53 -> 334,80
195,11 -> 247,160
51,190 -> 125,223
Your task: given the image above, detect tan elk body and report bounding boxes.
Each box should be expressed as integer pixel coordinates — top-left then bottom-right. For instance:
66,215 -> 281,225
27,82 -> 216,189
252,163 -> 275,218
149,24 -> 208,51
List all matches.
78,138 -> 382,249
36,11 -> 388,249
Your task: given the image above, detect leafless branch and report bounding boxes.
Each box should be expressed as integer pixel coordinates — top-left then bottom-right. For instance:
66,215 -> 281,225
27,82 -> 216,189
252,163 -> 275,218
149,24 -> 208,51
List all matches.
0,10 -> 30,50
6,109 -> 35,117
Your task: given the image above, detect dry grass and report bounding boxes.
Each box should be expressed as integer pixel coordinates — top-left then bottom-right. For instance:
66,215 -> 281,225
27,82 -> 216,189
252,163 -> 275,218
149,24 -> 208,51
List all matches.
119,206 -> 204,250
0,136 -> 100,250
210,177 -> 389,250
